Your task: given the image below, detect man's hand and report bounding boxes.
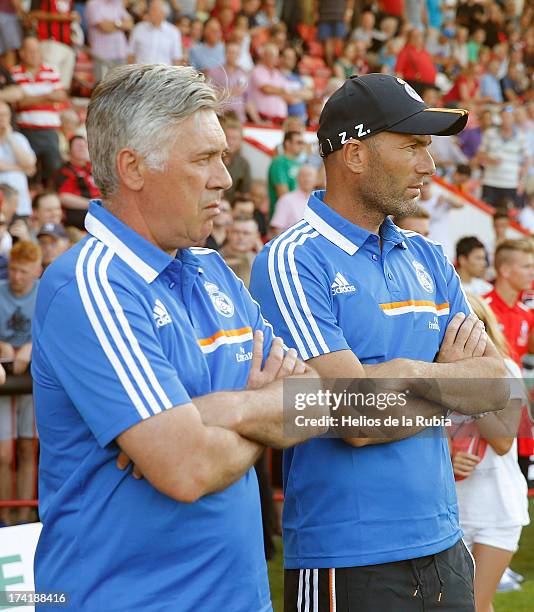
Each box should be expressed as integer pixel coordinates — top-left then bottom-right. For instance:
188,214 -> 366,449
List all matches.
0,123 -> 12,141
0,364 -> 5,385
436,313 -> 487,363
116,450 -> 144,479
9,219 -> 32,242
246,331 -> 306,390
451,451 -> 480,479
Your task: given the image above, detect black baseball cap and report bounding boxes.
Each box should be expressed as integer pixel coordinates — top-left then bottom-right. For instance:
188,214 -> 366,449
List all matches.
318,74 -> 468,157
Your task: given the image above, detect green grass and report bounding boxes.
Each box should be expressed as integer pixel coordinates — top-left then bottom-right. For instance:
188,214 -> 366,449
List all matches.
268,499 -> 534,612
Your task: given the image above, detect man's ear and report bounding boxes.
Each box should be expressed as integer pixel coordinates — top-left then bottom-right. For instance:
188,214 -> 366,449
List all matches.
342,139 -> 365,174
116,148 -> 146,192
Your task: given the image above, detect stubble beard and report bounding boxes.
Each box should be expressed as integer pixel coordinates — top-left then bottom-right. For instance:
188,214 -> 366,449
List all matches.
359,157 -> 420,219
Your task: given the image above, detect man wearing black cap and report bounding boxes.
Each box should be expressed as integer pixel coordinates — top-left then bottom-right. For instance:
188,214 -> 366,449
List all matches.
37,222 -> 69,269
250,74 -> 508,611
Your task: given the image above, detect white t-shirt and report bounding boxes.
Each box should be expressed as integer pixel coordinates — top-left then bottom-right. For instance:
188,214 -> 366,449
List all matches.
480,127 -> 528,189
518,207 -> 534,234
455,359 -> 530,528
128,21 -> 183,65
419,189 -> 454,259
0,132 -> 36,216
461,277 -> 493,296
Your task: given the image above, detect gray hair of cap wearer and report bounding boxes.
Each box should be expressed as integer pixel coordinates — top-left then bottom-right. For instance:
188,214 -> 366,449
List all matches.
86,64 -> 220,198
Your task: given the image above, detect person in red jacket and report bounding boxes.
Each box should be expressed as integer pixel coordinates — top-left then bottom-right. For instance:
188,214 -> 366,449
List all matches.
485,238 -> 534,481
395,28 -> 437,94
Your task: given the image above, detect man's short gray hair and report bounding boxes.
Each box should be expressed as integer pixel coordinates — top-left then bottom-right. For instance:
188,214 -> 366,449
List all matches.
87,64 -> 220,198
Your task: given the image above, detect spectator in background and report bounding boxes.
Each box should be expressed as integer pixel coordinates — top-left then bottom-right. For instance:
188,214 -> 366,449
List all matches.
207,41 -> 248,122
267,130 -> 304,217
58,108 -> 84,162
128,0 -> 183,65
221,114 -> 251,204
86,0 -> 133,82
36,221 -> 68,269
392,204 -> 431,236
466,26 -> 486,62
232,197 -> 255,219
188,17 -> 225,71
485,239 -> 534,484
54,134 -> 100,230
204,198 -> 232,251
352,9 -> 384,50
395,28 -> 437,93
0,240 -> 41,526
333,40 -> 361,80
238,0 -> 262,34
478,108 -> 530,209
452,292 -> 529,612
279,47 -> 313,125
429,132 -> 469,179
485,240 -> 534,365
11,37 -> 66,187
0,101 -> 36,217
451,25 -> 470,70
479,59 -> 504,104
450,164 -> 478,199
458,107 -> 493,160
27,0 -> 78,89
0,0 -> 23,68
418,179 -> 463,259
500,64 -> 527,103
0,210 -> 8,277
519,194 -> 534,235
0,183 -> 32,250
250,178 -> 269,239
256,0 -> 279,29
270,164 -> 316,235
31,191 -> 62,236
315,0 -> 354,67
220,215 -> 260,287
0,61 -> 22,106
514,106 -> 534,199
442,62 -> 481,107
247,42 -> 290,124
231,16 -> 254,71
455,236 -> 492,295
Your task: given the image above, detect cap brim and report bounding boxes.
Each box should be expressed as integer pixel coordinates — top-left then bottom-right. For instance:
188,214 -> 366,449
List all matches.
389,107 -> 468,136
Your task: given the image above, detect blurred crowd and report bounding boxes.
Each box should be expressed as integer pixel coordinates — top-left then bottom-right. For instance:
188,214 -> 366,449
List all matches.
0,1 -> 533,604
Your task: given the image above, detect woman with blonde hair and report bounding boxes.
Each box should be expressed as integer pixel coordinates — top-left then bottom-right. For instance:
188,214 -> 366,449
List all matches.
451,292 -> 529,612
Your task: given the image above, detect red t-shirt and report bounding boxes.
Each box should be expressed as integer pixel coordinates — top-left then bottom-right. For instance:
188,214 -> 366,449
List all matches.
485,288 -> 533,366
395,45 -> 437,85
485,288 -> 534,457
31,0 -> 73,46
380,0 -> 404,17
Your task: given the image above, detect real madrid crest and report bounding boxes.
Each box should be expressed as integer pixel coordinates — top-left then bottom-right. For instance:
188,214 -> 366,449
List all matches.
412,260 -> 434,293
204,281 -> 235,318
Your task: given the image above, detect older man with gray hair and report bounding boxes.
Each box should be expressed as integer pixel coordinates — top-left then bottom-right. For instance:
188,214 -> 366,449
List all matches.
31,64 -> 323,611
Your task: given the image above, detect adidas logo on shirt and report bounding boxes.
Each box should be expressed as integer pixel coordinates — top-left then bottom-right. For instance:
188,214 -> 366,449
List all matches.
331,272 -> 356,295
153,299 -> 172,327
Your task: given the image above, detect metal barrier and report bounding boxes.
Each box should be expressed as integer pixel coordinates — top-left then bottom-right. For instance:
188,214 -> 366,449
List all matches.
0,374 -> 39,520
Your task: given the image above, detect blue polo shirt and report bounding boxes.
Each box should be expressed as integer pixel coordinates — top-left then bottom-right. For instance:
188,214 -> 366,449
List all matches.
250,190 -> 471,569
32,200 -> 273,611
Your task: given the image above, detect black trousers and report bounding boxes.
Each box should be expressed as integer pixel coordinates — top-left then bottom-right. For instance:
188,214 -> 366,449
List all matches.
284,539 -> 475,611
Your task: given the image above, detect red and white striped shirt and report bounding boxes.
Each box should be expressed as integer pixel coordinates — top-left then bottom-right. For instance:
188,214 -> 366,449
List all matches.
11,63 -> 63,129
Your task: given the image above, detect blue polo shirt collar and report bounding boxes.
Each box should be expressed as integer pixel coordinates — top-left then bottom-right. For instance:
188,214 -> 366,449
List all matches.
304,190 -> 407,254
84,199 -> 174,284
